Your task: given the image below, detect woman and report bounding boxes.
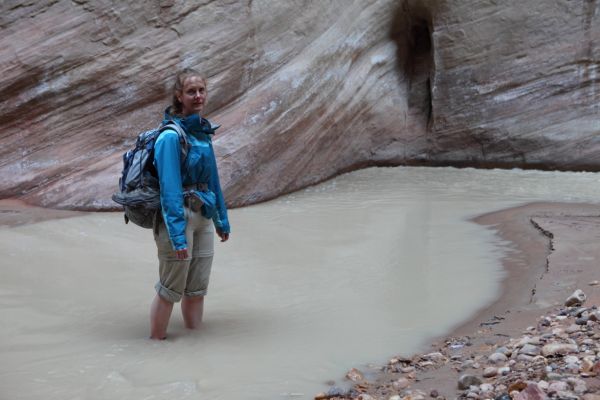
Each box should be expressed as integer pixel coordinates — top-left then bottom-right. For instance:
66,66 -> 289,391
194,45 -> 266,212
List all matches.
150,68 -> 230,340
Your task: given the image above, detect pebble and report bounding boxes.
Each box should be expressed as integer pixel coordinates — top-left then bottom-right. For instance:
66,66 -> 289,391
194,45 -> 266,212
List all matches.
488,353 -> 508,363
357,395 -> 375,400
555,390 -> 579,400
536,380 -> 549,390
580,357 -> 594,371
393,377 -> 410,390
541,342 -> 578,357
508,381 -> 527,392
326,386 -> 345,397
565,289 -> 587,307
519,344 -> 540,356
479,383 -> 492,391
498,366 -> 510,375
406,391 -> 426,400
345,368 -> 364,382
512,383 -> 546,400
589,280 -> 600,286
423,352 -> 446,363
539,316 -> 552,326
513,336 -> 536,348
458,375 -> 482,390
545,372 -> 564,381
516,354 -> 534,362
483,367 -> 498,378
567,377 -> 587,394
548,381 -> 569,393
564,355 -> 579,364
495,346 -> 512,356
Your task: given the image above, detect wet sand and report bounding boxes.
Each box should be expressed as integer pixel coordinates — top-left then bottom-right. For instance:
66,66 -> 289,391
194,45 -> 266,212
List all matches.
333,202 -> 600,399
0,199 -> 85,227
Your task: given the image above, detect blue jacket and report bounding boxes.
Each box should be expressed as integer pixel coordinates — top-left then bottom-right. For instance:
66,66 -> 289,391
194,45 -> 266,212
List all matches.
154,109 -> 230,250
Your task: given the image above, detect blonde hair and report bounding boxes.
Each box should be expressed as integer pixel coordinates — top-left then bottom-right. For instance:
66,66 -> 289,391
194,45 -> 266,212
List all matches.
171,68 -> 206,116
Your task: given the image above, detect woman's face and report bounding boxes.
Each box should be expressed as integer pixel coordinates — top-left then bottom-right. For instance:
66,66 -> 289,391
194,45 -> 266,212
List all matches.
177,76 -> 207,116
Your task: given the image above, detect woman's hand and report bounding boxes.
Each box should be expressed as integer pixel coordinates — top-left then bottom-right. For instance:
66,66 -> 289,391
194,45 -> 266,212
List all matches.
175,248 -> 189,260
217,230 -> 229,242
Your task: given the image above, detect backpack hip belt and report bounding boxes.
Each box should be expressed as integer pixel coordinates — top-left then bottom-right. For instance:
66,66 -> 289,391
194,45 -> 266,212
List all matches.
183,183 -> 209,212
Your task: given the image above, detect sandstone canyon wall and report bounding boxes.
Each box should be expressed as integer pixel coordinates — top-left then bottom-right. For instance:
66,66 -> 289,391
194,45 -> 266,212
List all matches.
0,0 -> 598,210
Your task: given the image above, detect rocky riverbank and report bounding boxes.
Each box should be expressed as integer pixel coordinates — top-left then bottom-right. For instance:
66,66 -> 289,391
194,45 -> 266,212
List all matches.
315,203 -> 600,400
316,288 -> 600,400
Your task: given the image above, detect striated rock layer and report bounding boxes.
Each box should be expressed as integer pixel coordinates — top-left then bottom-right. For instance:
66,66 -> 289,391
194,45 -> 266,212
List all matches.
0,0 -> 598,210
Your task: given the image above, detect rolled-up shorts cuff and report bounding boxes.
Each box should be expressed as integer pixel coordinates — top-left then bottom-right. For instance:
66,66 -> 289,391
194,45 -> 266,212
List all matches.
155,282 -> 182,303
184,288 -> 208,297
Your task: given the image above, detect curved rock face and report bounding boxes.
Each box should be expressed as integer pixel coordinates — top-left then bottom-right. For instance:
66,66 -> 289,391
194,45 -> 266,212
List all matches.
0,0 -> 598,210
429,0 -> 600,170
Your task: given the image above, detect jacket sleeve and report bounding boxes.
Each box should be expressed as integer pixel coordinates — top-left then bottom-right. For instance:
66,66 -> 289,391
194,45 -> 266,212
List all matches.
154,130 -> 187,250
208,142 -> 230,234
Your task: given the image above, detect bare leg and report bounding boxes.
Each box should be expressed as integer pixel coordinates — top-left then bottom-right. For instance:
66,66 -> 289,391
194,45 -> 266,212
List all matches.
150,294 -> 174,340
181,295 -> 204,329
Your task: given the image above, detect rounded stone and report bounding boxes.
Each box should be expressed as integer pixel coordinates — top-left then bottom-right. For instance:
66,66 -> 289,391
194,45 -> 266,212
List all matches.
542,343 -> 578,357
564,355 -> 579,364
482,367 -> 497,378
458,375 -> 483,390
488,353 -> 508,363
393,377 -> 410,390
548,381 -> 569,392
546,372 -> 564,381
566,324 -> 581,333
516,354 -> 534,362
520,344 -> 541,356
565,289 -> 587,307
480,383 -> 494,392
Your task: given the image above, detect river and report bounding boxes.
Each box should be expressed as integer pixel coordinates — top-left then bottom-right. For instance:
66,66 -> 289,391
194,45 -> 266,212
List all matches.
1,166 -> 599,399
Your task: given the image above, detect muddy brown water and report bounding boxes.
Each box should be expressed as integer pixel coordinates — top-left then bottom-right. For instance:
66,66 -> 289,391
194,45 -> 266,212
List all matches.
1,166 -> 599,400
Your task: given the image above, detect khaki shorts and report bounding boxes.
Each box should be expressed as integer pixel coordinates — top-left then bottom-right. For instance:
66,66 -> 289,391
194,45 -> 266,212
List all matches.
154,208 -> 214,303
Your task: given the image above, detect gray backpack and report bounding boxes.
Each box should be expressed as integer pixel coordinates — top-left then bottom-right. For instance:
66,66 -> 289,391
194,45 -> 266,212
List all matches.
112,122 -> 188,228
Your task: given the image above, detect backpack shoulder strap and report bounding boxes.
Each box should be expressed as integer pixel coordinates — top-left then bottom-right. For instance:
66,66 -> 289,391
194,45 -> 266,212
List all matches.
159,121 -> 189,162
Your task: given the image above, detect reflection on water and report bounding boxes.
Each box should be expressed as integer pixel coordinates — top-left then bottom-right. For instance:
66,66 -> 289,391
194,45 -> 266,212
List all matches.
1,166 -> 599,400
